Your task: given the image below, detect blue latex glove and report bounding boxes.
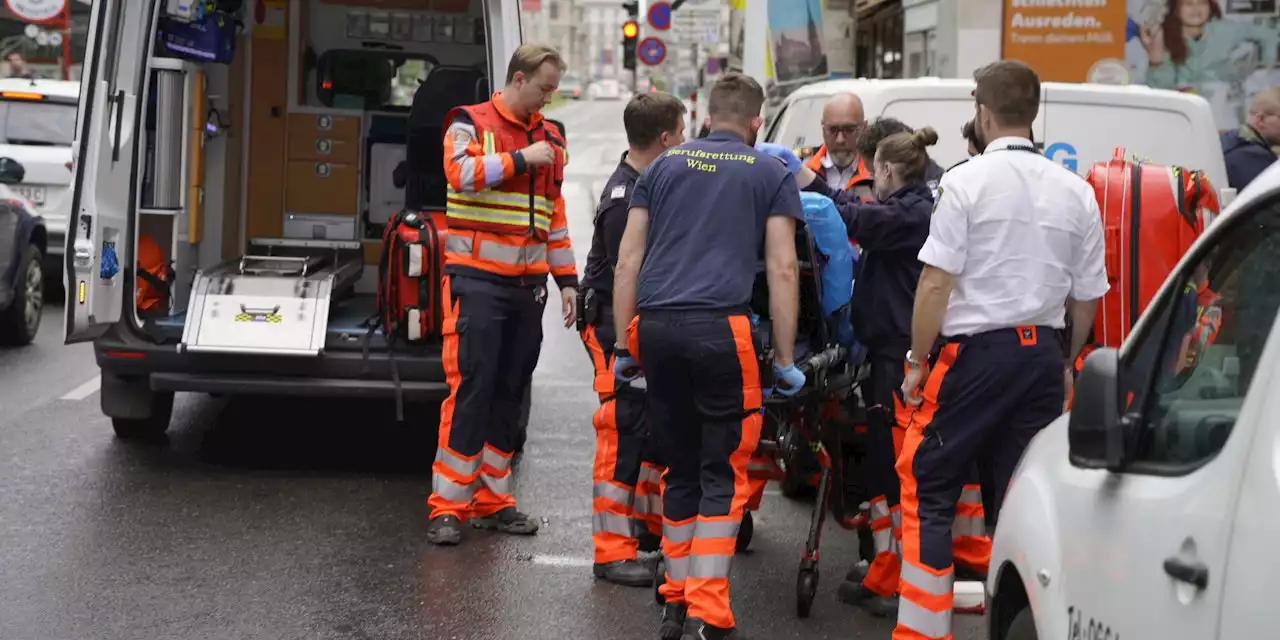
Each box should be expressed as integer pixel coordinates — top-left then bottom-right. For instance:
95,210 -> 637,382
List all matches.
613,348 -> 642,382
749,311 -> 761,326
773,362 -> 806,397
800,191 -> 837,219
755,142 -> 802,175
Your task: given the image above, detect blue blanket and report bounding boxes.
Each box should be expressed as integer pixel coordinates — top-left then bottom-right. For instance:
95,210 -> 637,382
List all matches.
800,192 -> 859,353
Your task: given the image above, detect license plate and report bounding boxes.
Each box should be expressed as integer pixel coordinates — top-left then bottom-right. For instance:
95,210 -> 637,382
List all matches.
12,186 -> 45,205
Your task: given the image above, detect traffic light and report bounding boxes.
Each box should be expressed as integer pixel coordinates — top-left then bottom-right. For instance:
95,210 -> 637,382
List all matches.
622,20 -> 638,71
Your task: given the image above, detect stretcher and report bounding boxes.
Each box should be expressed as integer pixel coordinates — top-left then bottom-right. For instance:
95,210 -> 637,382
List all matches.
180,238 -> 365,357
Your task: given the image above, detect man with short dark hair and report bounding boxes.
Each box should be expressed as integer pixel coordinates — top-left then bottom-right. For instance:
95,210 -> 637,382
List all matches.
426,43 -> 577,546
960,119 -> 982,158
613,71 -> 804,640
892,60 -> 1108,640
579,91 -> 686,587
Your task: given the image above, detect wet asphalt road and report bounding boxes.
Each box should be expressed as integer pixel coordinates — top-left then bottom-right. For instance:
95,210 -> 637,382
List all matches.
0,98 -> 986,640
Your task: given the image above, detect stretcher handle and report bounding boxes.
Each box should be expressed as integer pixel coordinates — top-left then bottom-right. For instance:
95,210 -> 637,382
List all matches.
239,254 -> 313,277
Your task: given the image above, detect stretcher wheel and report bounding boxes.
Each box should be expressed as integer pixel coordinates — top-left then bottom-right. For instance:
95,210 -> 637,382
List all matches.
736,511 -> 754,552
796,563 -> 819,618
653,558 -> 665,605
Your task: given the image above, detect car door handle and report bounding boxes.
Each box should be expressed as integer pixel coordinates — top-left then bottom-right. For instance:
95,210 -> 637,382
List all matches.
1163,556 -> 1209,590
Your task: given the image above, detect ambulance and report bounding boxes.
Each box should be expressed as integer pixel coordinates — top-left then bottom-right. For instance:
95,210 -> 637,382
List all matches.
764,77 -> 1231,196
63,0 -> 544,439
985,163 -> 1280,639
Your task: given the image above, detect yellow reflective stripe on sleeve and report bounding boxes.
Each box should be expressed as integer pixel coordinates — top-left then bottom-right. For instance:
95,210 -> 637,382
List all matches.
482,131 -> 496,154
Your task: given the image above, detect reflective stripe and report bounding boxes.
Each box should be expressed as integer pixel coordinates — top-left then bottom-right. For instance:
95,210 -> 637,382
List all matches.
873,528 -> 895,554
482,447 -> 511,472
594,482 -> 634,505
435,448 -> 481,477
432,473 -> 475,503
547,247 -> 575,268
481,154 -> 505,182
901,563 -> 953,597
959,486 -> 982,505
594,512 -> 633,536
482,472 -> 510,497
891,507 -> 902,529
634,500 -> 651,516
548,226 -> 570,241
696,519 -> 740,540
447,188 -> 554,219
406,243 -> 425,277
445,233 -> 551,268
482,131 -> 496,154
665,555 -> 690,582
407,309 -> 423,341
898,597 -> 953,639
648,494 -> 663,518
664,520 -> 696,543
689,554 -> 733,579
953,515 -> 985,538
869,498 -> 891,520
638,466 -> 663,485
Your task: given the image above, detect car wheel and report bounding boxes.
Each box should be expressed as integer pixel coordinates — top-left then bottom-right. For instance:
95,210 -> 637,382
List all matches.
1006,607 -> 1037,640
0,245 -> 43,346
111,391 -> 175,441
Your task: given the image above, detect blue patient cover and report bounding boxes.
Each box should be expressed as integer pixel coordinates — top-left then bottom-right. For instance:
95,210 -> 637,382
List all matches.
799,192 -> 858,349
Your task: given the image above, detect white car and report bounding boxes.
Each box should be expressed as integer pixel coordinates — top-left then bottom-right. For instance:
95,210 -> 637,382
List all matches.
0,78 -> 78,276
590,78 -> 622,101
987,162 -> 1280,639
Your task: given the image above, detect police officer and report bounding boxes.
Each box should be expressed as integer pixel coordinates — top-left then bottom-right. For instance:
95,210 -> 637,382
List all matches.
894,61 -> 1108,640
612,72 -> 805,640
579,92 -> 687,587
426,44 -> 578,546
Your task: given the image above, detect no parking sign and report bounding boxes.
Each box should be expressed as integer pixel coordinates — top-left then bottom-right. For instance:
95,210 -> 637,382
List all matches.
6,0 -> 66,24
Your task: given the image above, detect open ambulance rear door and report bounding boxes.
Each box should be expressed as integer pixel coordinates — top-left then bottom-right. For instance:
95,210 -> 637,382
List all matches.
63,0 -> 158,343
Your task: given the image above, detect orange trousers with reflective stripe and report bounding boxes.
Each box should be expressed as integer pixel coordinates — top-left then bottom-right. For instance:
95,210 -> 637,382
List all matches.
895,329 -> 1065,640
581,314 -> 663,564
427,275 -> 546,521
639,311 -> 762,631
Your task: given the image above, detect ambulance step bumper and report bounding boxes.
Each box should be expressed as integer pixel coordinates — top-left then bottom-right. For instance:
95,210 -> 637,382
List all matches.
150,372 -> 449,400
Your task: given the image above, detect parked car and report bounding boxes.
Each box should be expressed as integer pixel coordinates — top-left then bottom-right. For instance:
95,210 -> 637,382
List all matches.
0,78 -> 78,282
0,156 -> 46,345
590,78 -> 622,101
558,73 -> 584,100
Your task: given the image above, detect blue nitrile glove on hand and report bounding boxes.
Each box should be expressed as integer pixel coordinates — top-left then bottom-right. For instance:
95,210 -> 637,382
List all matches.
773,362 -> 806,397
800,191 -> 837,219
755,142 -> 803,175
613,347 -> 642,382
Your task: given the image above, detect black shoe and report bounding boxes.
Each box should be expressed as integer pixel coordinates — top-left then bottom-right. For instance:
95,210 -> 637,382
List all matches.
735,511 -> 754,552
836,580 -> 897,618
681,617 -> 742,640
843,560 -> 870,584
593,560 -> 653,587
426,515 -> 463,546
638,531 -> 662,553
955,564 -> 988,582
470,507 -> 540,535
659,604 -> 687,640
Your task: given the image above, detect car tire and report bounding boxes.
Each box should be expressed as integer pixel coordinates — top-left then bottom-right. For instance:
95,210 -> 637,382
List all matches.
0,245 -> 43,346
110,390 -> 175,441
1006,607 -> 1037,640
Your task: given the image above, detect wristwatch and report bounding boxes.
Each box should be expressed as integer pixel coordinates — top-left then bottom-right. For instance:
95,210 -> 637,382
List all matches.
905,350 -> 922,370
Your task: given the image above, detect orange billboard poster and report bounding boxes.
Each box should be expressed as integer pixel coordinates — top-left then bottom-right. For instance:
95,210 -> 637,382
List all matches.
1001,0 -> 1128,83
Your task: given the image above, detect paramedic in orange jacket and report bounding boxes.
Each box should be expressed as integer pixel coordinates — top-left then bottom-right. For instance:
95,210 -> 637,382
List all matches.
426,44 -> 578,546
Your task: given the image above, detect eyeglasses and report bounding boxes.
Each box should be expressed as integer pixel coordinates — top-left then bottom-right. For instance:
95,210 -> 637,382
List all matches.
823,124 -> 861,137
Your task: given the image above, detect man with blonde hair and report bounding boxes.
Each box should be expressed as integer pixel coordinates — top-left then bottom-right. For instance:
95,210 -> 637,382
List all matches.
426,44 -> 578,546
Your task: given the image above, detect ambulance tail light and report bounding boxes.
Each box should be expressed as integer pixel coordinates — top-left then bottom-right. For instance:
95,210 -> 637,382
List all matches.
1,91 -> 44,101
102,350 -> 147,360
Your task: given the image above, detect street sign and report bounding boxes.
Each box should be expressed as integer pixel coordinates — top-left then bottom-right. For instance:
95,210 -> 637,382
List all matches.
637,37 -> 667,66
5,0 -> 66,24
647,1 -> 671,31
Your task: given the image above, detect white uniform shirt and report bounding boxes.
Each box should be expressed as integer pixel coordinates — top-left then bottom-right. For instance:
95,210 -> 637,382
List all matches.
821,152 -> 859,190
918,136 -> 1110,337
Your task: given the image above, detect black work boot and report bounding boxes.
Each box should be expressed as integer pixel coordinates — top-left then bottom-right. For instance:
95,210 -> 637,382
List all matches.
836,580 -> 898,619
426,515 -> 463,546
659,603 -> 687,640
681,617 -> 742,640
843,560 -> 870,584
638,531 -> 662,553
470,507 -> 540,535
593,559 -> 653,587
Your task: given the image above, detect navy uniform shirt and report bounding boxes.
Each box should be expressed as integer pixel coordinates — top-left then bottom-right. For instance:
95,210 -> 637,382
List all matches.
631,130 -> 804,311
581,153 -> 640,295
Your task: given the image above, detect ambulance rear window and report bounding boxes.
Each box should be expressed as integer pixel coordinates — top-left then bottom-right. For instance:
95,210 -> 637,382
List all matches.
317,50 -> 437,111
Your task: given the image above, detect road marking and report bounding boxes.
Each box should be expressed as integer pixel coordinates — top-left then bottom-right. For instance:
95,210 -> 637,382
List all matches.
529,554 -> 595,568
61,375 -> 101,401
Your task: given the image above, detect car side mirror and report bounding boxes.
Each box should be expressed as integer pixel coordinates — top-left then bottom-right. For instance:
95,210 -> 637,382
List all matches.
1068,347 -> 1128,470
0,157 -> 26,184
547,118 -> 566,141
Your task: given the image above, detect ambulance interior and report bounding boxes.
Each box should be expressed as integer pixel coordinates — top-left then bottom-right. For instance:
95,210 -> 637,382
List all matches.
133,0 -> 500,350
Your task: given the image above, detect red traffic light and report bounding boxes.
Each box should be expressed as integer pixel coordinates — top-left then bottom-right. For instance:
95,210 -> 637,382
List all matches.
622,20 -> 638,38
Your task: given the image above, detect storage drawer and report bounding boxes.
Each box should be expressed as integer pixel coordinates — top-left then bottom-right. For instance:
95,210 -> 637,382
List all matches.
283,213 -> 356,241
288,113 -> 360,141
288,131 -> 360,163
285,160 -> 358,215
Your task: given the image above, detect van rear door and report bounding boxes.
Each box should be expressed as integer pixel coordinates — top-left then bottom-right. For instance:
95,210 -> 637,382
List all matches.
63,0 -> 158,343
878,86 -> 1048,170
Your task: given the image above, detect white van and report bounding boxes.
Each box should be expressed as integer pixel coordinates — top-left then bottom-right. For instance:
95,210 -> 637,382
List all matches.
985,162 -> 1280,639
0,78 -> 80,275
764,78 -> 1231,196
64,0 -> 536,438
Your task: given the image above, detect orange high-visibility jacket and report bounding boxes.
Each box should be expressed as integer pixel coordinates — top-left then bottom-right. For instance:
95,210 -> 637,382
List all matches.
800,144 -> 874,192
442,93 -> 577,288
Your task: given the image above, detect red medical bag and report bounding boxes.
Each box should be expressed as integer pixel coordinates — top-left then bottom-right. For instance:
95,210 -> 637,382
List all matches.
377,209 -> 447,342
1085,148 -> 1219,348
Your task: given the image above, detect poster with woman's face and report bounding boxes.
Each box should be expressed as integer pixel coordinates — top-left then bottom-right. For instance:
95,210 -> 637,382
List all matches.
1127,0 -> 1280,130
